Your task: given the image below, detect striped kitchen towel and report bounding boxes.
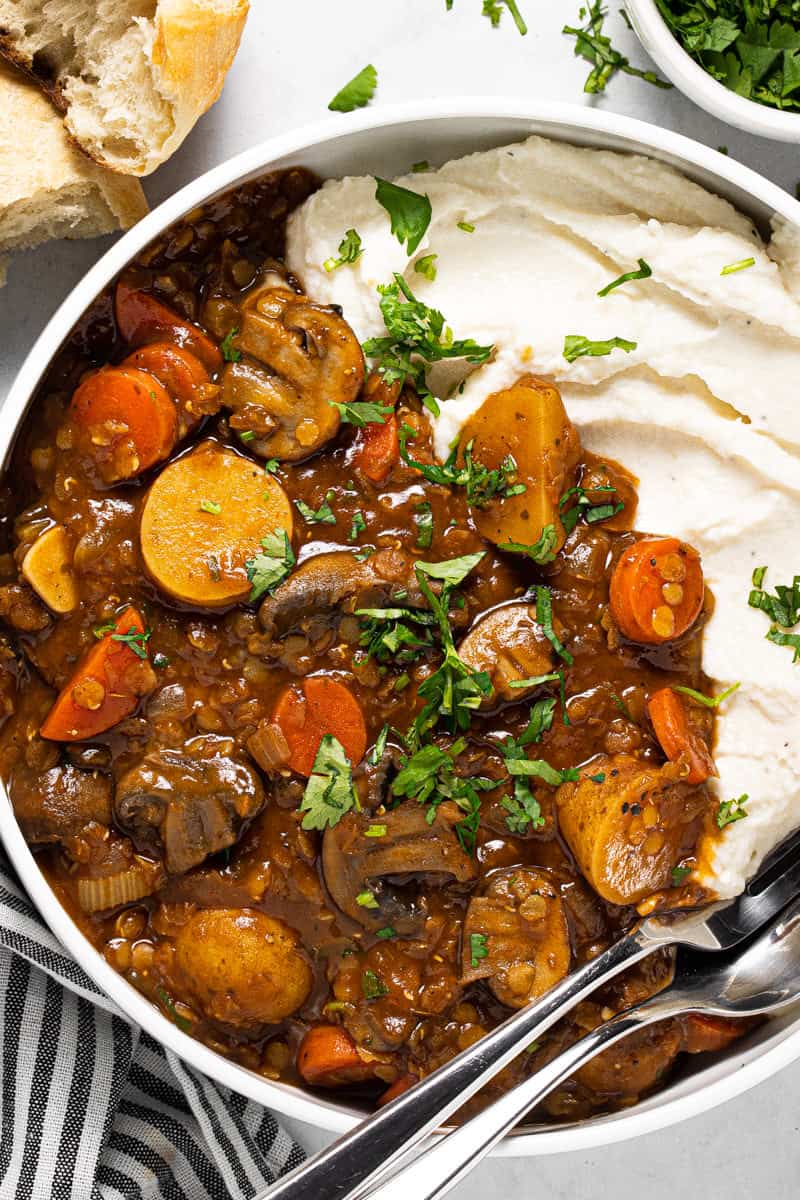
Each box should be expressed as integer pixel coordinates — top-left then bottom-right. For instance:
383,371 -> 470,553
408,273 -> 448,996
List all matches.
0,847 -> 306,1200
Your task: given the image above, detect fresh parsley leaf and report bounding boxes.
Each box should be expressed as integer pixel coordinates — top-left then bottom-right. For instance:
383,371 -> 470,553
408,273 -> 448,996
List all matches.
508,672 -> 562,689
220,328 -> 242,363
717,793 -> 749,829
152,652 -> 170,669
356,603 -> 436,666
362,968 -> 389,999
374,179 -> 432,256
414,253 -> 438,282
155,987 -> 192,1032
300,735 -> 359,831
328,64 -> 377,113
563,334 -> 637,362
499,525 -> 558,565
111,626 -> 151,660
263,459 -> 279,475
376,926 -> 396,939
324,229 -> 363,273
412,160 -> 430,173
295,491 -> 337,526
399,425 -> 523,507
199,498 -> 221,515
239,430 -> 255,443
721,256 -> 755,275
506,759 -> 580,786
245,529 -> 295,603
331,399 -> 393,427
457,220 -> 475,233
559,483 -> 623,534
356,890 -> 379,909
597,258 -> 653,297
671,865 -> 692,886
415,552 -> 485,588
364,824 -> 387,838
414,501 -> 434,549
535,585 -> 573,665
369,723 -> 390,765
348,510 -> 367,543
392,738 -> 496,854
502,788 -> 544,835
564,2 -> 672,93
469,932 -> 490,969
748,566 -> 800,662
363,274 -> 493,415
673,682 -> 741,708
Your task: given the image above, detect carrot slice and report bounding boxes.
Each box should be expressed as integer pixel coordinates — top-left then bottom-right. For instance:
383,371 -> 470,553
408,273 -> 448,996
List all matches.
610,536 -> 704,644
40,606 -> 153,742
378,1073 -> 417,1107
115,280 -> 222,372
352,411 -> 400,483
271,676 -> 367,777
648,687 -> 716,785
140,441 -> 294,609
682,1014 -> 749,1055
122,342 -> 219,436
70,367 -> 179,483
296,1025 -> 376,1088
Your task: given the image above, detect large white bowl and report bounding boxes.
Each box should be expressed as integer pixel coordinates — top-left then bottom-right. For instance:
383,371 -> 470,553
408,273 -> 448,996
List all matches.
625,0 -> 800,142
3,100 -> 800,1156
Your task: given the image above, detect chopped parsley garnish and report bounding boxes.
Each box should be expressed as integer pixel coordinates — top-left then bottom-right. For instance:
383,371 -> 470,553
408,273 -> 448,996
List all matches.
239,430 -> 255,443
414,253 -> 438,282
356,890 -> 379,909
721,257 -> 755,276
482,0 -> 527,34
356,603 -> 436,665
392,737 -> 497,855
354,545 -> 376,562
376,926 -> 396,939
508,672 -> 562,690
362,969 -> 389,999
328,64 -> 377,113
324,228 -> 363,273
559,484 -> 623,534
364,824 -> 387,838
331,399 -> 393,427
506,758 -> 580,786
597,258 -> 653,297
671,865 -> 692,886
199,498 -> 221,515
111,626 -> 151,660
220,328 -> 242,363
245,529 -> 295,603
348,510 -> 367,542
457,220 -> 475,233
654,1 -> 800,114
749,566 -> 800,662
496,697 -> 557,835
369,723 -> 390,765
673,682 -> 741,708
374,178 -> 432,256
534,585 -> 573,666
399,425 -> 524,507
152,652 -> 170,669
499,525 -> 558,565
469,932 -> 490,969
263,459 -> 279,474
563,334 -> 637,363
155,987 -> 192,1032
717,794 -> 749,829
414,501 -> 434,549
412,160 -> 430,173
564,2 -> 672,93
295,491 -> 337,526
300,735 -> 359,831
363,274 -> 493,416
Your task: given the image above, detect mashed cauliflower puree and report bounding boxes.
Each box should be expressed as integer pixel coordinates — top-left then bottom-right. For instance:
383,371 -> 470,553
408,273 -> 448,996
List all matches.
286,135 -> 800,900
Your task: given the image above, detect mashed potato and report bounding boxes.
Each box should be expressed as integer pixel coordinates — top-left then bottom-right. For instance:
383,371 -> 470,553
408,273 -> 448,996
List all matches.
286,135 -> 800,899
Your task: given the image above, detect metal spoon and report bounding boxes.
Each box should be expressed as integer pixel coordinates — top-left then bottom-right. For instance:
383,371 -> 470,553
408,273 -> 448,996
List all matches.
366,895 -> 800,1200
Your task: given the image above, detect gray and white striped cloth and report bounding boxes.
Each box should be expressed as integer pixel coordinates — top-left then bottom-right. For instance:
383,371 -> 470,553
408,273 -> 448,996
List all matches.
0,847 -> 306,1199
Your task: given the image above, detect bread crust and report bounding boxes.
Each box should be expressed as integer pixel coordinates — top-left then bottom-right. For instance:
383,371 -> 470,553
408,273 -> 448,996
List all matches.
0,0 -> 249,175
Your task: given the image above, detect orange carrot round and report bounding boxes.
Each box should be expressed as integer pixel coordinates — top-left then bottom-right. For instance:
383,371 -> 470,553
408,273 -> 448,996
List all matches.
40,606 -> 153,742
682,1014 -> 748,1055
271,676 -> 367,777
115,280 -> 222,372
70,366 -> 179,483
296,1025 -> 376,1088
352,411 -> 400,483
648,687 -> 716,785
378,1073 -> 417,1107
122,342 -> 216,436
610,536 -> 704,644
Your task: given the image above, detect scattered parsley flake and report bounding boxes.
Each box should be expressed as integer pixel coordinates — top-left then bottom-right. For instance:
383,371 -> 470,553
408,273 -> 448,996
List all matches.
399,425 -> 523,506
457,220 -> 475,233
564,2 -> 672,94
748,566 -> 800,662
499,525 -> 558,565
717,794 -> 749,829
348,510 -> 367,542
559,483 -> 623,534
671,865 -> 692,886
414,253 -> 438,282
155,987 -> 191,1032
364,824 -> 387,838
245,529 -> 295,602
295,491 -> 337,526
362,969 -> 389,999
673,682 -> 741,708
111,626 -> 151,660
414,500 -> 434,549
721,257 -> 755,276
356,890 -> 379,909
220,328 -> 241,363
369,723 -> 390,765
324,228 -> 363,273
597,258 -> 652,297
412,160 -> 430,173
376,926 -> 396,939
199,498 -> 221,515
328,64 -> 377,113
564,334 -> 637,363
535,584 -> 573,665
469,932 -> 489,969
331,399 -> 393,427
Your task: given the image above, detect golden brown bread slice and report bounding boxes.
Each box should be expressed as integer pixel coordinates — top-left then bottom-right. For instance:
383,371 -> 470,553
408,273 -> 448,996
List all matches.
0,61 -> 147,287
0,0 -> 249,176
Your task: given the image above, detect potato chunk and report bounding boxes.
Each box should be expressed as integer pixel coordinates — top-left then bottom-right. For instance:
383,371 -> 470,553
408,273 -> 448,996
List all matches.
172,908 -> 312,1029
21,525 -> 79,614
462,868 -> 570,1008
556,755 -> 706,905
458,375 -> 581,553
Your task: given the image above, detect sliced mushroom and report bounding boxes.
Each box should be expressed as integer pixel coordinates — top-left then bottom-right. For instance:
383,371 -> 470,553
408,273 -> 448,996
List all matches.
258,547 -> 423,640
114,738 -> 265,874
461,867 -> 571,1008
556,755 -> 708,905
322,801 -> 478,934
21,525 -> 79,614
458,602 -> 556,703
221,283 -> 365,461
10,761 -> 112,845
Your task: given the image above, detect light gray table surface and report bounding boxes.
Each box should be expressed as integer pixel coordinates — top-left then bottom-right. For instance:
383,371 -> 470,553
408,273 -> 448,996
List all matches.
2,2 -> 799,1196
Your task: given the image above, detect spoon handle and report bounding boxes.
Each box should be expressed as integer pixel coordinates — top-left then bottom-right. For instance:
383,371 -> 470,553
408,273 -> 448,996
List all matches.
258,926 -> 656,1200
364,998 -> 674,1200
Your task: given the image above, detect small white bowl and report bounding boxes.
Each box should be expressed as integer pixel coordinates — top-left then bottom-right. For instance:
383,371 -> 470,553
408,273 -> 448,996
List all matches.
625,0 -> 800,141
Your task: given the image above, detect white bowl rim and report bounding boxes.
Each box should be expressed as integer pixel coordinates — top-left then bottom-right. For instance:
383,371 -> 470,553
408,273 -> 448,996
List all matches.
3,96 -> 800,1156
625,0 -> 800,141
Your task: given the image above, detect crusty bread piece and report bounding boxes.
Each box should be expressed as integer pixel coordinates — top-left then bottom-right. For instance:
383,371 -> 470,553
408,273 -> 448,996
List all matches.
0,61 -> 148,286
0,0 -> 249,176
